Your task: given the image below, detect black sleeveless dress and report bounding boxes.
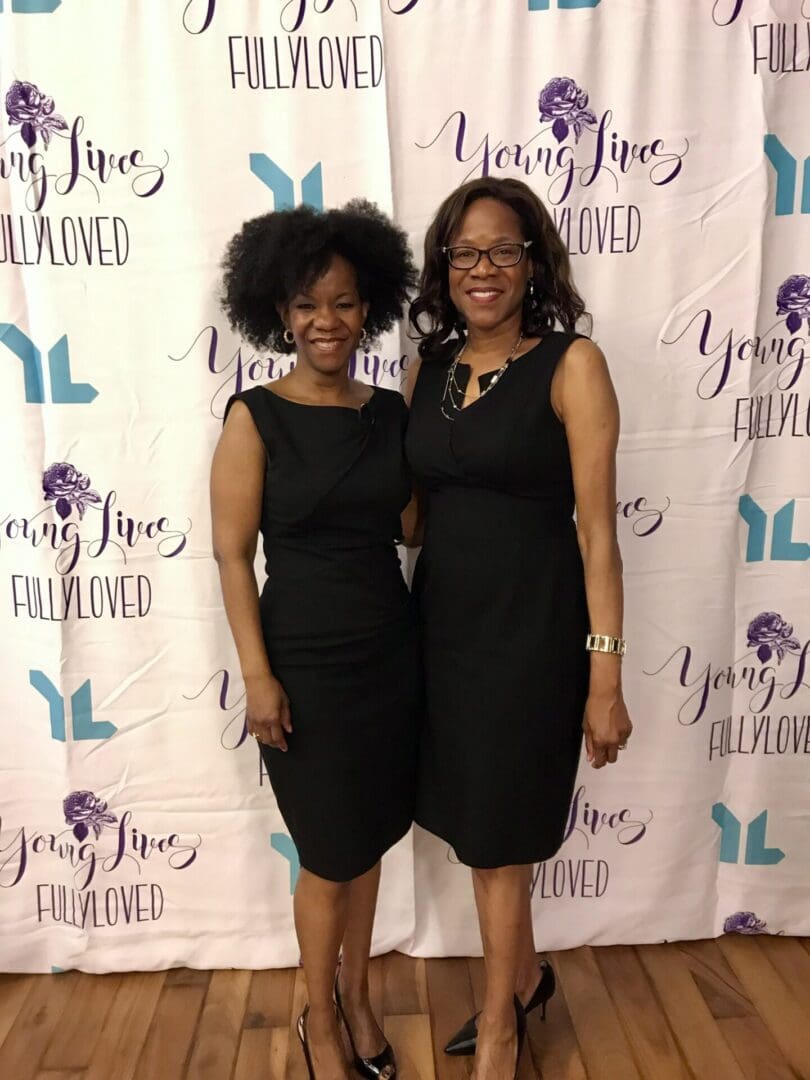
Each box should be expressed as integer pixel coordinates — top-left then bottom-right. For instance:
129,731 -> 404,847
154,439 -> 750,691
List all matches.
405,333 -> 589,868
224,385 -> 419,882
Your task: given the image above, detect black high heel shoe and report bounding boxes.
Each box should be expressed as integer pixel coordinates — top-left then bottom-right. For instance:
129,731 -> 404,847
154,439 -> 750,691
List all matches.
444,959 -> 555,1056
333,976 -> 397,1079
296,1007 -> 317,1080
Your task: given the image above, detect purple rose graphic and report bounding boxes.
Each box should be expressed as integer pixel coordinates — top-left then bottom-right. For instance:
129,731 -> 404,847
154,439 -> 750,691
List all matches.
538,77 -> 598,144
5,80 -> 68,149
747,611 -> 801,664
723,911 -> 768,935
776,274 -> 810,335
63,791 -> 117,842
42,462 -> 102,520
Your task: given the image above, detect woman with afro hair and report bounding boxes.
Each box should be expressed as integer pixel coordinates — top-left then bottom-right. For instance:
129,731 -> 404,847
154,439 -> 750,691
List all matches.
211,200 -> 419,1080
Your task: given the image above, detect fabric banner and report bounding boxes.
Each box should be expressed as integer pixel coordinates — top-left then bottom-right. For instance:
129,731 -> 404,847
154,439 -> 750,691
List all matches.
1,0 -> 808,973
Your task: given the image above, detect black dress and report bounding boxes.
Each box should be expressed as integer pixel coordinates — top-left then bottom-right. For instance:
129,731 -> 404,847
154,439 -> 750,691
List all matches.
224,385 -> 419,882
405,333 -> 590,868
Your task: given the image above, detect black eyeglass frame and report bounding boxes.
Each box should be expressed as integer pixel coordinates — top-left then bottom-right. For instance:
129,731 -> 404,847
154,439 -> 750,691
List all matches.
441,239 -> 533,270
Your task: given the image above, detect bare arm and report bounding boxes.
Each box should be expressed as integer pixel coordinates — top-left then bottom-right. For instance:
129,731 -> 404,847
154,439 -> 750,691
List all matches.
210,401 -> 291,748
554,338 -> 632,766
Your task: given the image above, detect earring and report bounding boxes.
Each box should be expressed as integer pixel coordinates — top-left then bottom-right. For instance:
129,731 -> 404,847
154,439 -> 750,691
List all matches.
283,328 -> 294,345
359,328 -> 370,349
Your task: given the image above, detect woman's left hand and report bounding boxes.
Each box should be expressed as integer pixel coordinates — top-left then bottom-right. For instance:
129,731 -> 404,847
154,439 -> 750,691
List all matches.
583,692 -> 633,768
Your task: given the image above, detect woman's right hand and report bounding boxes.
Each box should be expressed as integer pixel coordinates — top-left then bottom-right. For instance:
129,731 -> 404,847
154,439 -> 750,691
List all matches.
245,675 -> 292,751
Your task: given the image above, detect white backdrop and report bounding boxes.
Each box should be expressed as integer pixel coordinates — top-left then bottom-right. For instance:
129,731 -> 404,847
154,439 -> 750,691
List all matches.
1,0 -> 808,974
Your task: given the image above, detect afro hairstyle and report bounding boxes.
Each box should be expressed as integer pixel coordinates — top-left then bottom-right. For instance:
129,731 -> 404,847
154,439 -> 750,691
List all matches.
220,199 -> 417,353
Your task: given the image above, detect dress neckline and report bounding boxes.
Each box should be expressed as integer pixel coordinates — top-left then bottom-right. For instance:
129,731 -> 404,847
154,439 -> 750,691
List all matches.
454,337 -> 545,379
451,338 -> 545,413
260,384 -> 378,414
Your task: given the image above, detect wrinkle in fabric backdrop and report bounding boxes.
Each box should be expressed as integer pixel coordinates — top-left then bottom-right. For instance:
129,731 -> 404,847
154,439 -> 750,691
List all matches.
0,0 -> 808,972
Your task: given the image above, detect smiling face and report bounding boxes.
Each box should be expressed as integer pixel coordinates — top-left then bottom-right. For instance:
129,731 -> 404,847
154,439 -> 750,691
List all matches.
447,197 -> 532,336
280,254 -> 369,376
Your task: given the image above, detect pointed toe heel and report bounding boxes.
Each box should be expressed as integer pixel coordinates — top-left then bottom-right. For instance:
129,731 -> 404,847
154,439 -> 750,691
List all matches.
297,1007 -> 317,1080
444,1013 -> 479,1056
442,959 -> 556,1056
334,976 -> 397,1079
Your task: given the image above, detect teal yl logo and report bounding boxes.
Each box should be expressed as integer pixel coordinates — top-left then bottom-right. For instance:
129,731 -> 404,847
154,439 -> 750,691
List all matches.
30,672 -> 116,741
529,0 -> 600,8
764,135 -> 810,216
739,496 -> 810,562
712,804 -> 785,865
0,326 -> 97,403
249,156 -> 323,210
0,0 -> 61,10
271,833 -> 300,893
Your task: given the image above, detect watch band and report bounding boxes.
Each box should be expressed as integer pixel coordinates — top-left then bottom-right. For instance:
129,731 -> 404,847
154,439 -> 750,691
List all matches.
585,633 -> 627,656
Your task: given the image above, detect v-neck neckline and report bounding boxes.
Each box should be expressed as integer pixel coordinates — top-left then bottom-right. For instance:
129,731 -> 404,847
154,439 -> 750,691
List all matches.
452,339 -> 544,413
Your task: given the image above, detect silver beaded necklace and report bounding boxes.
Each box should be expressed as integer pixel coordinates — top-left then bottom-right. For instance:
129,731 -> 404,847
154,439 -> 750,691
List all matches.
440,332 -> 524,421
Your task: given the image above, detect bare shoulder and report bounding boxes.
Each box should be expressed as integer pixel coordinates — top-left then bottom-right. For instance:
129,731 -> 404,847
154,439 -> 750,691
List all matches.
556,338 -> 614,397
561,336 -> 608,374
219,397 -> 263,456
553,337 -> 618,427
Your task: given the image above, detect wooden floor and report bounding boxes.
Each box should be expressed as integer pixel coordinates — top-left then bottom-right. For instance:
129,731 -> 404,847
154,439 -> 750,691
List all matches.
2,938 -> 810,1079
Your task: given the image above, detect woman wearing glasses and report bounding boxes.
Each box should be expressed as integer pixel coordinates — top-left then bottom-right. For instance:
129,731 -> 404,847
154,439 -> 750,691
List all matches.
405,177 -> 632,1079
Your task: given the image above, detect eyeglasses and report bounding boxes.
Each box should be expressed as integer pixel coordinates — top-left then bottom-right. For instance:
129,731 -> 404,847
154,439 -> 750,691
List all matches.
442,240 -> 533,270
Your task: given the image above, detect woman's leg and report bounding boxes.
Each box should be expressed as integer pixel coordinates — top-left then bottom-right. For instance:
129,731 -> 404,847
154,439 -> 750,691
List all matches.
470,864 -> 529,1079
294,867 -> 352,1079
337,861 -> 387,1058
515,866 -> 545,1004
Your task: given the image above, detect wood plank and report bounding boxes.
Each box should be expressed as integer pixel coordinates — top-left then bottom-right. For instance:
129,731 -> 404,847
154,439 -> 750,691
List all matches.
269,1027 -> 291,1080
369,954 -> 385,1028
756,936 -> 810,1023
383,952 -> 423,1015
0,974 -> 35,1049
85,971 -> 166,1080
41,973 -> 121,1070
526,960 -> 588,1080
0,971 -> 81,1080
594,946 -> 688,1080
425,958 -> 474,1080
717,1017 -> 796,1080
678,940 -> 792,1079
186,969 -> 252,1080
164,967 -> 210,989
718,934 -> 810,1077
244,969 -> 295,1029
554,947 -> 641,1080
132,974 -> 210,1080
233,1025 -> 290,1080
637,943 -> 745,1080
34,1071 -> 86,1080
677,940 -> 754,1020
385,1014 -> 436,1080
285,968 -> 310,1080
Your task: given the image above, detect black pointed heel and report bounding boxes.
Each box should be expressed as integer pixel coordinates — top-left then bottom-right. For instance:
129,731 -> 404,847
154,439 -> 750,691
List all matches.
334,976 -> 397,1079
297,1007 -> 317,1080
443,959 -> 555,1056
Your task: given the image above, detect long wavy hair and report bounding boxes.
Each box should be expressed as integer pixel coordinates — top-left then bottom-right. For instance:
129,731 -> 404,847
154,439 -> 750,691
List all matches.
409,177 -> 590,358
